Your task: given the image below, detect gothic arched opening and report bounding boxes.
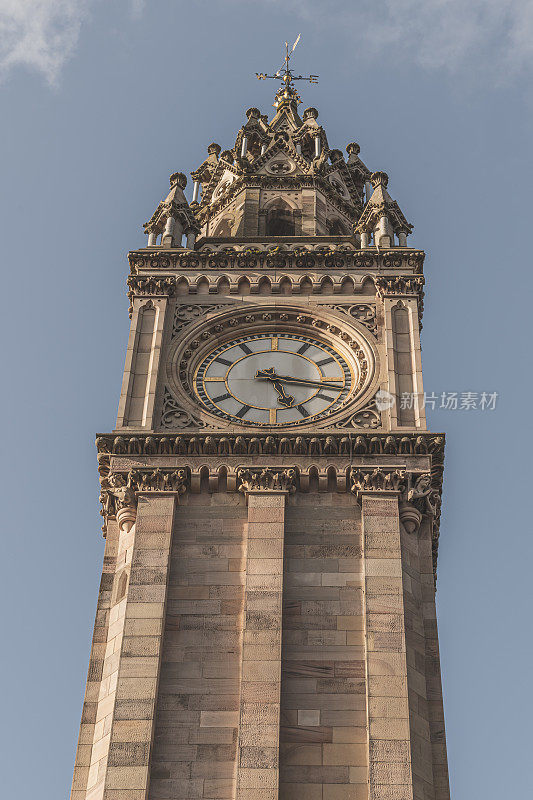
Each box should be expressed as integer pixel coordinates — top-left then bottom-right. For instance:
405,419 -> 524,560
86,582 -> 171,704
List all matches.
327,217 -> 348,236
213,217 -> 232,237
266,200 -> 295,236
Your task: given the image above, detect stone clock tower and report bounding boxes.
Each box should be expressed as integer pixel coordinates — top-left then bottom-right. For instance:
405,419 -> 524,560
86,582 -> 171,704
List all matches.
71,65 -> 450,800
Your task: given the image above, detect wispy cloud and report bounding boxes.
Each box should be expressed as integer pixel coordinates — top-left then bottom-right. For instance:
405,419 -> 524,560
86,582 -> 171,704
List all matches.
2,1 -> 533,87
129,0 -> 145,20
259,0 -> 533,83
0,0 -> 144,85
0,0 -> 89,85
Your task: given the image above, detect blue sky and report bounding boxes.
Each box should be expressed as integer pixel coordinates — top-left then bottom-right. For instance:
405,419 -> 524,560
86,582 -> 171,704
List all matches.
0,1 -> 531,797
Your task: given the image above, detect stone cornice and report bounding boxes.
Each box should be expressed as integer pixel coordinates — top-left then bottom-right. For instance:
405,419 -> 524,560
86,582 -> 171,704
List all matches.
128,248 -> 425,274
96,431 -> 444,459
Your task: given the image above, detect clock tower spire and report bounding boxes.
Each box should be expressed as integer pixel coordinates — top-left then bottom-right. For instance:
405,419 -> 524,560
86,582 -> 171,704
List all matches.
70,68 -> 451,800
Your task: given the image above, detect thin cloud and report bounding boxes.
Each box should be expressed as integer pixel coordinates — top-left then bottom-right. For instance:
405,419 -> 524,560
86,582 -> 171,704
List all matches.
258,0 -> 533,82
130,0 -> 145,20
0,0 -> 89,85
0,0 -> 144,85
2,1 -> 533,87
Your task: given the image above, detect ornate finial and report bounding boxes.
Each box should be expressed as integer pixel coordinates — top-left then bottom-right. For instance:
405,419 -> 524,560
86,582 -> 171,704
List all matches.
256,36 -> 318,108
370,171 -> 389,189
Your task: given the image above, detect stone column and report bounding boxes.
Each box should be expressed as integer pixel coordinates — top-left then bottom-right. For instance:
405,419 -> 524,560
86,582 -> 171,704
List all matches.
101,485 -> 183,800
377,214 -> 391,247
235,468 -> 295,800
161,216 -> 175,247
147,232 -> 157,247
352,470 -> 415,800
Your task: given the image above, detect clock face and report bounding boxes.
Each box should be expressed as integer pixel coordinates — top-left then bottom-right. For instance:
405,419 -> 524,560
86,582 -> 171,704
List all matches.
194,333 -> 354,426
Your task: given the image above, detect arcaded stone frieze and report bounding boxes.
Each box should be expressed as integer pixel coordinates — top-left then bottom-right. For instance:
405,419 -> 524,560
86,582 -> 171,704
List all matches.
126,275 -> 424,320
128,247 -> 425,273
97,453 -> 443,576
96,431 -> 445,458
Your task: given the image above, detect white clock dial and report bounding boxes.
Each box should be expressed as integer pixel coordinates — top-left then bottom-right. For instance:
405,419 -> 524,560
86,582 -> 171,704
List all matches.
194,333 -> 354,426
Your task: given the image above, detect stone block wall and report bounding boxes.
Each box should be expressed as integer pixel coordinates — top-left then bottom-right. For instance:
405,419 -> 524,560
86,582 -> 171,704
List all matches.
72,479 -> 450,800
147,493 -> 246,800
280,492 -> 368,800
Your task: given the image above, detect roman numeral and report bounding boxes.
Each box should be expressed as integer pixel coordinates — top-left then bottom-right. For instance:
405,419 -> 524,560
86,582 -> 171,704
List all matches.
212,393 -> 231,403
297,343 -> 310,354
235,404 -> 251,419
296,404 -> 310,418
214,356 -> 233,366
316,392 -> 334,402
316,357 -> 334,366
239,343 -> 252,354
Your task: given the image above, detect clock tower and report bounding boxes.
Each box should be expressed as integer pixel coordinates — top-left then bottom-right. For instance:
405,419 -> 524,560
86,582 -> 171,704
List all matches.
71,61 -> 451,800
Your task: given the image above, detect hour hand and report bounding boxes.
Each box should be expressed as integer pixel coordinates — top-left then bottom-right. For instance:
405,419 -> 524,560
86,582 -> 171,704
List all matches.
255,368 -> 295,408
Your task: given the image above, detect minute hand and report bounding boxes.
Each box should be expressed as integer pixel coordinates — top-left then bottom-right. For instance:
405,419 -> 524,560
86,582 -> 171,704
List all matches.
257,373 -> 343,389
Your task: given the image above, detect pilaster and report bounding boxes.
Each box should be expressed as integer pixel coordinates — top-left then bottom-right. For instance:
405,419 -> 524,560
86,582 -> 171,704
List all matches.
70,518 -> 122,800
96,484 -> 184,800
116,295 -> 169,430
235,468 -> 295,800
381,292 -> 425,429
358,486 -> 415,800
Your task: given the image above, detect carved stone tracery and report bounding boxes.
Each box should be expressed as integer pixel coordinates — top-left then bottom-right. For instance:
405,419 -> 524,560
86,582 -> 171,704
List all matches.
329,303 -> 377,336
160,388 -> 210,430
172,304 -> 232,336
326,398 -> 381,429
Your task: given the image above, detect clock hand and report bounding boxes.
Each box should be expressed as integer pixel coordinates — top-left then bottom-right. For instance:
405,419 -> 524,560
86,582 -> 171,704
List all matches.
255,368 -> 342,390
254,368 -> 295,407
272,380 -> 295,408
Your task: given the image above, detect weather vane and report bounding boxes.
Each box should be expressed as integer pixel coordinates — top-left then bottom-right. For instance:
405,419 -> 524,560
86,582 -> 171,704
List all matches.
256,35 -> 318,107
